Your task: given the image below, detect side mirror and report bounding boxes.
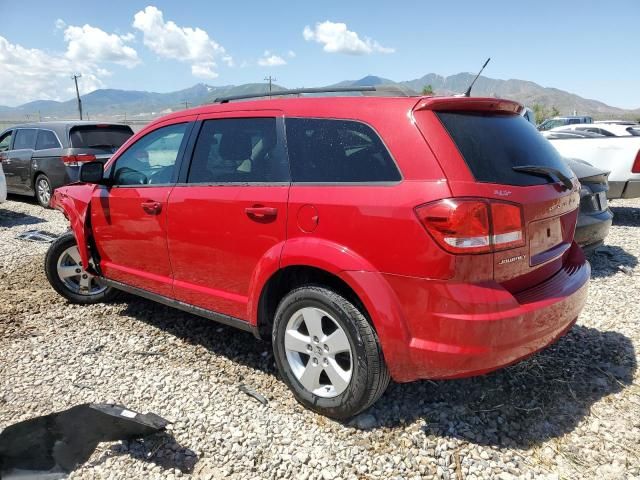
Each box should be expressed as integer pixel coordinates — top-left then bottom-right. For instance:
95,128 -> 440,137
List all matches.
79,161 -> 105,184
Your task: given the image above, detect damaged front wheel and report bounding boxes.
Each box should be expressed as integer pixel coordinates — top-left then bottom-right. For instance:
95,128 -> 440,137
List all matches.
45,232 -> 117,304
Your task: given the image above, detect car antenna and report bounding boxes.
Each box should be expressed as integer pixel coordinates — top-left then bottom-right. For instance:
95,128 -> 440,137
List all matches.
462,57 -> 491,97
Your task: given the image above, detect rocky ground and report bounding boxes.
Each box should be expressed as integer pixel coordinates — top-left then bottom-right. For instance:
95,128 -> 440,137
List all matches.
1,196 -> 639,480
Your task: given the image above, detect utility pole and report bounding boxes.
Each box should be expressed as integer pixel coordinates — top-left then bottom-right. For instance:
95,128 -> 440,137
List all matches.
182,100 -> 191,110
264,76 -> 277,98
71,73 -> 83,120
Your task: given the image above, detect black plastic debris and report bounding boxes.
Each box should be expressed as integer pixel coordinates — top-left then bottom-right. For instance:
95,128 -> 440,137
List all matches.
238,384 -> 269,406
0,403 -> 169,478
15,230 -> 59,243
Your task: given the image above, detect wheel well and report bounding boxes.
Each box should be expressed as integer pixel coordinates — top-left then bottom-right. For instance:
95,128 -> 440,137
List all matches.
257,266 -> 370,339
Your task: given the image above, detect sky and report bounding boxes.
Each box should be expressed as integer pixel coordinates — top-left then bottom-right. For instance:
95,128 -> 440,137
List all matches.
0,0 -> 638,109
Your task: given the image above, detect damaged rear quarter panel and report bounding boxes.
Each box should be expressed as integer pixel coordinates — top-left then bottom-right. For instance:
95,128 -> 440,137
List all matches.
51,184 -> 97,270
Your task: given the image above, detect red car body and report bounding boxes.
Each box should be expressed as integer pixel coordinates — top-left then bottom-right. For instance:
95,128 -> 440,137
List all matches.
51,95 -> 589,383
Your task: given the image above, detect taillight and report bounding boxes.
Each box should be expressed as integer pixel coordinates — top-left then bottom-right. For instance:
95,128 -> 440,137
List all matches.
62,154 -> 96,167
490,202 -> 524,250
415,199 -> 525,254
632,150 -> 640,174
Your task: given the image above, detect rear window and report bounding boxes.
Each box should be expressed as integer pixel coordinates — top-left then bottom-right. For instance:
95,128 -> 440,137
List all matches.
69,125 -> 133,151
285,118 -> 401,183
437,112 -> 574,187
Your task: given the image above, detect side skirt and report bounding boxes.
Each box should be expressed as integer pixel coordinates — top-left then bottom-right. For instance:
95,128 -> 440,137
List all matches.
100,277 -> 260,338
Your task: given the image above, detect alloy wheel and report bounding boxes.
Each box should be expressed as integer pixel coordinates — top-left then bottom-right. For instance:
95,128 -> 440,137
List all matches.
284,306 -> 353,398
56,245 -> 107,295
37,177 -> 51,206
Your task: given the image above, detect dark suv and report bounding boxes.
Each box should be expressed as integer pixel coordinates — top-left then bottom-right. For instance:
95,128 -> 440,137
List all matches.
0,122 -> 133,207
45,92 -> 589,418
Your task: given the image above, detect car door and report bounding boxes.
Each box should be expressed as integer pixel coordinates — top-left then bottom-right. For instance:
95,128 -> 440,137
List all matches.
90,119 -> 195,297
5,128 -> 37,193
167,111 -> 290,320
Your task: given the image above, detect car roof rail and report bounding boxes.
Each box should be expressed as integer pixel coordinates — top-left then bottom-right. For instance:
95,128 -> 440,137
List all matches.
213,85 -> 415,103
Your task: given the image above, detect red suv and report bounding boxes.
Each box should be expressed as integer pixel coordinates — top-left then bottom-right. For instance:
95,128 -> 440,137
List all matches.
45,92 -> 590,419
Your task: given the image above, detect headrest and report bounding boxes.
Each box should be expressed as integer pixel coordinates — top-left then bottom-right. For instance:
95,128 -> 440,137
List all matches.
218,131 -> 252,161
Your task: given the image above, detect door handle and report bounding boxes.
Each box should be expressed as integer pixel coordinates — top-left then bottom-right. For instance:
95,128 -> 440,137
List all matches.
245,206 -> 278,219
141,201 -> 162,215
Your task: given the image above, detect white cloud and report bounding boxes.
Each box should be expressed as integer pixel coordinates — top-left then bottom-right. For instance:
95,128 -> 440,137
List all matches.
0,35 -> 105,106
133,5 -> 230,79
287,50 -> 296,58
258,51 -> 286,67
303,21 -> 394,55
0,21 -> 140,106
64,24 -> 139,68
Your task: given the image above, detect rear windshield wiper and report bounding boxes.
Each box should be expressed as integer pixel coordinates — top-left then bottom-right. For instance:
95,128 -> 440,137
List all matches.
512,165 -> 574,190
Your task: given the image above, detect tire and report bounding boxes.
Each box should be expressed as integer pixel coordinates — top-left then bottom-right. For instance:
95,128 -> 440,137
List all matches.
35,174 -> 52,208
272,285 -> 390,419
45,232 -> 117,304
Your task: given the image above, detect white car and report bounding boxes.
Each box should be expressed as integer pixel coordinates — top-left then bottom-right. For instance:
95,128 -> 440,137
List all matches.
543,130 -> 640,198
0,162 -> 6,203
551,123 -> 640,137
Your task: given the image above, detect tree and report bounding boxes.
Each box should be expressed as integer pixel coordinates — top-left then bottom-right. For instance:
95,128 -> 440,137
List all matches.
532,104 -> 549,125
550,106 -> 560,117
421,84 -> 434,95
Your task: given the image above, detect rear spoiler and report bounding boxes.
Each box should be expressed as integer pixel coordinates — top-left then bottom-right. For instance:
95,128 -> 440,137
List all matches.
413,96 -> 523,115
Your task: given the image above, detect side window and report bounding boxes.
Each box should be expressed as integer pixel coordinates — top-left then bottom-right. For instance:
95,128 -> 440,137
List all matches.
35,130 -> 61,150
112,123 -> 188,186
0,131 -> 12,152
285,118 -> 401,183
188,117 -> 289,183
13,129 -> 38,150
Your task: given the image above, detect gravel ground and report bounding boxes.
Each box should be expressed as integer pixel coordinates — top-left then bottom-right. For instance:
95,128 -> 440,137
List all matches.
1,195 -> 639,480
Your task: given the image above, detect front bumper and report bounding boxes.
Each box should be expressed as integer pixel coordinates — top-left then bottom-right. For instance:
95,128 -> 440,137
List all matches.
0,170 -> 6,203
381,244 -> 590,382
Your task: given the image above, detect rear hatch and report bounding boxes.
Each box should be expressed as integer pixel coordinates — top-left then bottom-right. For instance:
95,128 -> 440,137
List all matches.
63,124 -> 134,166
413,98 -> 580,291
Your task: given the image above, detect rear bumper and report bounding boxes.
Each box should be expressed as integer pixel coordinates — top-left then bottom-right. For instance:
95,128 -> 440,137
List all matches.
575,208 -> 613,251
608,180 -> 640,199
379,244 -> 590,382
62,166 -> 80,186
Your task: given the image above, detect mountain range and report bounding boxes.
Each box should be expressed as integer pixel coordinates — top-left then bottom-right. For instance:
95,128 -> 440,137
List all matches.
1,73 -> 638,121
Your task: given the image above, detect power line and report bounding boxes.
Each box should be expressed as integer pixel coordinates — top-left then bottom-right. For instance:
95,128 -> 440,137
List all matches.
264,76 -> 277,98
71,74 -> 83,120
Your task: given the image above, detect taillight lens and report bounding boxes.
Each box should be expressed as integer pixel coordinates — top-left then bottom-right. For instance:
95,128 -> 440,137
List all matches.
62,154 -> 96,167
415,199 -> 525,254
490,202 -> 525,250
632,150 -> 640,174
